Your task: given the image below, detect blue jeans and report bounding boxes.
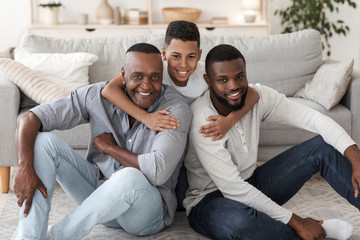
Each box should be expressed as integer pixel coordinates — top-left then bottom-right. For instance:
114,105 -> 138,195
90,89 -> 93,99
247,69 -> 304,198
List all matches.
188,136 -> 360,240
13,133 -> 165,240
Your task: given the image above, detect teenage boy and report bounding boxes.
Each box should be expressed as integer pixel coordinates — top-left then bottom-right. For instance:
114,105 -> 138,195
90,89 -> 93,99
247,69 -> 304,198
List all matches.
101,20 -> 259,140
184,44 -> 357,240
12,43 -> 192,240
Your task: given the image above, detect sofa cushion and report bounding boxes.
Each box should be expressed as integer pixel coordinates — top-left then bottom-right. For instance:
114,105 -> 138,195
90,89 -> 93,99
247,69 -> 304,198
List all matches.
21,35 -> 164,85
259,97 -> 352,146
21,29 -> 322,96
199,29 -> 323,96
14,49 -> 99,91
0,58 -> 70,104
294,59 -> 354,110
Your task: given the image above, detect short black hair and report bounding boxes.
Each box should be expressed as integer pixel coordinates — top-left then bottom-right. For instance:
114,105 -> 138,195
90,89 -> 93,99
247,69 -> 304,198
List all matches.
164,20 -> 200,48
205,44 -> 246,75
126,43 -> 161,54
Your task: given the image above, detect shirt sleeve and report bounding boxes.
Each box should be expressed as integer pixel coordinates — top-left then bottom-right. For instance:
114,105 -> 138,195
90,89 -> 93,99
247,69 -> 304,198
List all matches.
138,102 -> 192,186
190,119 -> 293,224
30,85 -> 93,132
258,85 -> 356,154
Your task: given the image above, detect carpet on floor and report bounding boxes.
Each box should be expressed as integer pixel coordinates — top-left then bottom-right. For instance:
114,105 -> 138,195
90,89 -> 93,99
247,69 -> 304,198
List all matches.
0,175 -> 359,239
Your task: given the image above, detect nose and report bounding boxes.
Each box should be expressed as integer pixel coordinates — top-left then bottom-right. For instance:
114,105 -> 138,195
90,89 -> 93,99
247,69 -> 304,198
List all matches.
180,57 -> 187,68
227,79 -> 238,90
141,77 -> 152,89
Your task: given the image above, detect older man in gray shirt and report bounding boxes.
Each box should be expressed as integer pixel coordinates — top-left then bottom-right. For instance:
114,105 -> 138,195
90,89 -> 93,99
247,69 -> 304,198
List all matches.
12,43 -> 192,240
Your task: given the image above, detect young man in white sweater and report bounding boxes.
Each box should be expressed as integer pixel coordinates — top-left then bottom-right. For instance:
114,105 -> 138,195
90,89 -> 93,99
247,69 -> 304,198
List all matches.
184,44 -> 359,240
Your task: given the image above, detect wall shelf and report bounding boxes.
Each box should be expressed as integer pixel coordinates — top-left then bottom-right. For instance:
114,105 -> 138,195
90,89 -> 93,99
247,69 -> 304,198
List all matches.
29,0 -> 269,38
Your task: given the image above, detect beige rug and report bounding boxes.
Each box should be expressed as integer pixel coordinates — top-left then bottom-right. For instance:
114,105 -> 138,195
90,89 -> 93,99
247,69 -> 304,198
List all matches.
1,175 -> 359,239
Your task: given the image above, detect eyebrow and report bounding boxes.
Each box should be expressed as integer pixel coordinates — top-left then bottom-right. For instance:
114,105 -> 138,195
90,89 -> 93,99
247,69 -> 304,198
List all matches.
171,51 -> 198,55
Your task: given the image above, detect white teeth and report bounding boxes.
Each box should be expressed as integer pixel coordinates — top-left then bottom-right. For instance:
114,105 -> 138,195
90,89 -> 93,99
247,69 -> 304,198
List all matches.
178,71 -> 187,75
139,92 -> 150,96
230,92 -> 240,97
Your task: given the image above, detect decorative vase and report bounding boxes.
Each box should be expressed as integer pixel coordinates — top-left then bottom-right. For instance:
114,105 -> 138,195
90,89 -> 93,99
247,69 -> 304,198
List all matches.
114,7 -> 121,25
41,7 -> 60,25
96,0 -> 114,25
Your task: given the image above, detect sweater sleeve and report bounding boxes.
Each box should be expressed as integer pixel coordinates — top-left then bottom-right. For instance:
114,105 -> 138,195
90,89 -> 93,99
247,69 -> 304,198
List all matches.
258,85 -> 356,155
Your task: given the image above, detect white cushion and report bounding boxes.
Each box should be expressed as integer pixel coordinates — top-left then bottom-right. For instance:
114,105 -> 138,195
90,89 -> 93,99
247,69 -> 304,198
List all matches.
0,58 -> 70,104
294,59 -> 354,110
14,49 -> 98,91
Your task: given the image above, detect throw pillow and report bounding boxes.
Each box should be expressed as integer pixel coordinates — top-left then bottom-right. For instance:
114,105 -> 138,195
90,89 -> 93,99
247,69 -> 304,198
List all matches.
0,58 -> 70,104
14,49 -> 98,91
294,59 -> 354,110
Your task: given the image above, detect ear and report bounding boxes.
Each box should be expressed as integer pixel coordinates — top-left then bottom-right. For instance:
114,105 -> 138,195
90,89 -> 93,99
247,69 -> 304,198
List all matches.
197,49 -> 202,61
161,47 -> 167,61
121,66 -> 126,84
203,73 -> 211,87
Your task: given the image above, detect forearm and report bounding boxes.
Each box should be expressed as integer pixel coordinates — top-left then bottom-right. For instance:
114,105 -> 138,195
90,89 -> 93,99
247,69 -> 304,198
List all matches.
104,144 -> 140,169
15,112 -> 42,170
102,81 -> 149,124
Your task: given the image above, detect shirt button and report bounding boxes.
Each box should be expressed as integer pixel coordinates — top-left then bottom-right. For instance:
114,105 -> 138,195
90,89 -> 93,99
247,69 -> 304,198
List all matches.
243,142 -> 246,146
241,133 -> 244,137
128,139 -> 132,143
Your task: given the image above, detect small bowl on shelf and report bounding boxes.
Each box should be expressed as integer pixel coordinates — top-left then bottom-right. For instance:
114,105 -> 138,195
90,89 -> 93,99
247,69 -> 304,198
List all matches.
162,7 -> 201,23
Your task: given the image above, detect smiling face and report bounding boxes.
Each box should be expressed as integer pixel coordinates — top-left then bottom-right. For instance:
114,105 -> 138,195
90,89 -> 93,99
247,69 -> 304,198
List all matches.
204,58 -> 248,116
122,52 -> 163,109
162,39 -> 202,87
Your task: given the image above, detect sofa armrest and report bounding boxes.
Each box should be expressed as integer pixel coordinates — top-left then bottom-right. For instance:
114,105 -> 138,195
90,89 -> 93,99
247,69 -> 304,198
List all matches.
342,69 -> 360,145
0,76 -> 20,167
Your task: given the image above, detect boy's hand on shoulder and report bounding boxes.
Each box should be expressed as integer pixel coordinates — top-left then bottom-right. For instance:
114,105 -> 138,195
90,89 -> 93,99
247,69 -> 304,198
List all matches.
144,110 -> 180,132
200,115 -> 230,141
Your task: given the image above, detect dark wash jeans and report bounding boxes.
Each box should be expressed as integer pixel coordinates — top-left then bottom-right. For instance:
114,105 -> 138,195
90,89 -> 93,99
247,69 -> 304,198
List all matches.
188,136 -> 360,240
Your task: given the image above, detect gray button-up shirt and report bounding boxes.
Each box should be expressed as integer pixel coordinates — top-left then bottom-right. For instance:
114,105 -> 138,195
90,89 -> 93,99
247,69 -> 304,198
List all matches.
31,81 -> 192,226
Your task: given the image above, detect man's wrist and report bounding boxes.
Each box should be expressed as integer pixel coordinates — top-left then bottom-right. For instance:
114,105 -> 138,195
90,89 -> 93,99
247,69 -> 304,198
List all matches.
287,213 -> 302,231
344,144 -> 360,166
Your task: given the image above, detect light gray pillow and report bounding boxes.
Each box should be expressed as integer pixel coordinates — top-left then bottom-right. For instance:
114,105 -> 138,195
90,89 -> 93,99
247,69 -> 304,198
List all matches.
294,59 -> 354,110
0,58 -> 70,104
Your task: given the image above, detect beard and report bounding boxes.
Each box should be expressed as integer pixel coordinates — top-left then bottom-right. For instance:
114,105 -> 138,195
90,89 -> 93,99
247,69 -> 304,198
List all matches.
210,85 -> 248,111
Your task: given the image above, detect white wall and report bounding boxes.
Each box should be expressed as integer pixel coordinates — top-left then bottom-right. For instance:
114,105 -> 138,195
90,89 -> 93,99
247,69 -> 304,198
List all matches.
268,0 -> 360,69
0,0 -> 359,68
0,0 -> 31,50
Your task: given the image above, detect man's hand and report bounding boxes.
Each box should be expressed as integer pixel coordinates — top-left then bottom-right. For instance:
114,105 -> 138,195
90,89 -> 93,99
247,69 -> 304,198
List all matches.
287,213 -> 326,240
200,115 -> 230,141
92,132 -> 117,155
143,110 -> 180,132
14,165 -> 48,217
344,145 -> 360,198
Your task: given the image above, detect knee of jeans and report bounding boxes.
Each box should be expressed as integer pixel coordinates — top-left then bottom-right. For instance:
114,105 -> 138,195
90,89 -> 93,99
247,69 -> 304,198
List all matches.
310,135 -> 337,154
34,133 -> 61,161
110,167 -> 149,190
207,216 -> 251,240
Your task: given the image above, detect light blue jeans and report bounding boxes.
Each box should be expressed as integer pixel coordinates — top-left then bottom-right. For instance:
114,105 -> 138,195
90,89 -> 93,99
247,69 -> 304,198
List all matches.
13,133 -> 165,240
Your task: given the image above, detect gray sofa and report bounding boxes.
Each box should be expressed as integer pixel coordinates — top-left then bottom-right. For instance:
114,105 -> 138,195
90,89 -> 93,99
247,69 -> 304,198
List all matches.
0,29 -> 359,195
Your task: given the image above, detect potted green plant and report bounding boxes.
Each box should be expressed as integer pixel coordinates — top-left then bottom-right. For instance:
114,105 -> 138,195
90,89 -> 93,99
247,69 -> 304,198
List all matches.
274,0 -> 357,56
38,2 -> 63,25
